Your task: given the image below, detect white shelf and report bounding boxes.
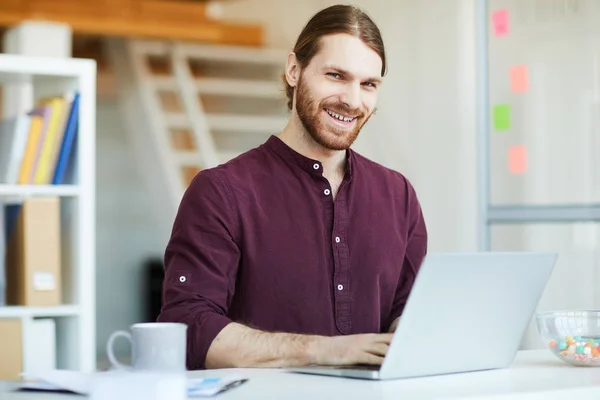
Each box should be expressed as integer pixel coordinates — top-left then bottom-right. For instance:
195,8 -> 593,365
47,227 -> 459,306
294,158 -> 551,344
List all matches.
0,185 -> 80,198
0,52 -> 96,373
0,53 -> 96,83
0,305 -> 80,319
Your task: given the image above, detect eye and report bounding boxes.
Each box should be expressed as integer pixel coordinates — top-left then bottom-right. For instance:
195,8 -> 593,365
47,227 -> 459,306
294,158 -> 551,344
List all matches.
327,72 -> 342,79
362,82 -> 377,88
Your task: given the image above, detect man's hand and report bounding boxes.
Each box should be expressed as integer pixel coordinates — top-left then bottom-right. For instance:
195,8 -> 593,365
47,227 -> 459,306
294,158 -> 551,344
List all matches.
205,323 -> 394,368
309,333 -> 394,366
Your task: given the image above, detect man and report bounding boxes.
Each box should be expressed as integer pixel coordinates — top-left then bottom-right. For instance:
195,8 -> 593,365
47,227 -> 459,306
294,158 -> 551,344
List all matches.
157,4 -> 428,370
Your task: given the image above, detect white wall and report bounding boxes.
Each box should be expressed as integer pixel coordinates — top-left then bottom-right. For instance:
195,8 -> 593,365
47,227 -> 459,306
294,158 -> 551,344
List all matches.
95,99 -> 168,359
337,0 -> 479,253
215,0 -> 328,48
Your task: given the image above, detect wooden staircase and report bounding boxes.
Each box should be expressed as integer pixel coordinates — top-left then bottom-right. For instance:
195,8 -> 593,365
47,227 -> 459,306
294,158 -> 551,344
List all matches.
105,38 -> 289,218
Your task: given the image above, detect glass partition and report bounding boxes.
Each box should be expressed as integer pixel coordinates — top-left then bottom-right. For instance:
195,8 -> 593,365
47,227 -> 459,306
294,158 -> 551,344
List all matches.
487,0 -> 600,206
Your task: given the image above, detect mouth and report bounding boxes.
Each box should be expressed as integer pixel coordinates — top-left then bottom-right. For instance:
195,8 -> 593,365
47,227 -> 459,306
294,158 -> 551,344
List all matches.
323,108 -> 358,128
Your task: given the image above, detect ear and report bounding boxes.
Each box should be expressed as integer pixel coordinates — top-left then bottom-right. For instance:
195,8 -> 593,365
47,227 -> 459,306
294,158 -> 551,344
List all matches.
285,52 -> 300,88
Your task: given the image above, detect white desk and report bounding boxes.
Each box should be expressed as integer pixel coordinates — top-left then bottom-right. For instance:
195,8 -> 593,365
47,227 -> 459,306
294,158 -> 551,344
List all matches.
2,350 -> 600,399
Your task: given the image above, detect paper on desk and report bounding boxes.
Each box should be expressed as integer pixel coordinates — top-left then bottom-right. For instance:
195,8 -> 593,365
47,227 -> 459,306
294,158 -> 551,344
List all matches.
20,370 -> 91,395
19,369 -> 248,397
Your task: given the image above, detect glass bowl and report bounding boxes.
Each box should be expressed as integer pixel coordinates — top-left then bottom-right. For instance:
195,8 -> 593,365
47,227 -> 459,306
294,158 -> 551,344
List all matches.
536,310 -> 600,367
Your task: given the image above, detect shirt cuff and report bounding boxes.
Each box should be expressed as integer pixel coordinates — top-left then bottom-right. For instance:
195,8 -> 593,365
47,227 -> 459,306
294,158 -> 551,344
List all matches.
189,313 -> 232,370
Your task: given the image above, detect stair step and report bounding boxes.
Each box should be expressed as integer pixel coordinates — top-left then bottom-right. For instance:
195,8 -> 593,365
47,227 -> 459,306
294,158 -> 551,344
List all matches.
176,151 -> 202,166
152,76 -> 284,99
166,113 -> 288,134
178,42 -> 287,65
132,40 -> 287,65
197,77 -> 284,98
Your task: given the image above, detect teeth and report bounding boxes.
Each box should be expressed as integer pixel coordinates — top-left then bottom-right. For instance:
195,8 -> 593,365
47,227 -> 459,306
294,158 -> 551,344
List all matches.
326,109 -> 355,122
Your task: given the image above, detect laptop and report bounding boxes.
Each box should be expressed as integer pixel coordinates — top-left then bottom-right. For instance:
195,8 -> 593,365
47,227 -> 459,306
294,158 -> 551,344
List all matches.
287,252 -> 558,380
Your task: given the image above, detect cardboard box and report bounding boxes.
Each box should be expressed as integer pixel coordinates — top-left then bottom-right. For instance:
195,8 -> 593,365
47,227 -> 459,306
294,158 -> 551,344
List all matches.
5,197 -> 62,306
0,318 -> 23,380
0,200 -> 6,306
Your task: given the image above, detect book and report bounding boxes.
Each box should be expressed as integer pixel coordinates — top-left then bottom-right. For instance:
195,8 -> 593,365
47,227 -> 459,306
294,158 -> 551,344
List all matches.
0,91 -> 80,186
52,92 -> 80,185
17,106 -> 52,185
32,96 -> 67,184
0,114 -> 32,184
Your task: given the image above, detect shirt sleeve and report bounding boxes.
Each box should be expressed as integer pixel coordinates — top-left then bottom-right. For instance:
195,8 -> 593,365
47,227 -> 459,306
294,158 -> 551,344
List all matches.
385,179 -> 428,330
157,168 -> 240,370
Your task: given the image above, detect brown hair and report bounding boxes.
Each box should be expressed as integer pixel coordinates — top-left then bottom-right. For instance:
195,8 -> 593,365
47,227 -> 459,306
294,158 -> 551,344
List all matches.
282,4 -> 387,111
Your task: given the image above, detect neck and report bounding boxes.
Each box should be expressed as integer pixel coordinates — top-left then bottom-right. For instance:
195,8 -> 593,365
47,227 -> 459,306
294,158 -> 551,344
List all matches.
278,113 -> 347,181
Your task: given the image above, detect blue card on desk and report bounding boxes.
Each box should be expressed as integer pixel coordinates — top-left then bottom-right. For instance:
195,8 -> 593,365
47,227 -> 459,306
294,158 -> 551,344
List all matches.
188,376 -> 248,397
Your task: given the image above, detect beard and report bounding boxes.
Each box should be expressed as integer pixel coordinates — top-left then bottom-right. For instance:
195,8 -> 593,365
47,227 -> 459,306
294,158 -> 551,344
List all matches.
295,74 -> 373,151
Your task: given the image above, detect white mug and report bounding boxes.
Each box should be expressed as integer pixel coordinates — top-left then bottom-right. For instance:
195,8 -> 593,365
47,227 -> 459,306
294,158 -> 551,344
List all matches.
106,322 -> 187,373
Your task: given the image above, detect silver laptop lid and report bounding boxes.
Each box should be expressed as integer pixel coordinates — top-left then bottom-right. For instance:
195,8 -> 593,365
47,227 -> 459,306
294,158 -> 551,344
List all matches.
379,252 -> 557,380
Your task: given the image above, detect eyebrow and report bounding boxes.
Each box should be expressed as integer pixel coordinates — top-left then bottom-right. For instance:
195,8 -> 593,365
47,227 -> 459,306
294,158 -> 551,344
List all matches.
323,64 -> 382,85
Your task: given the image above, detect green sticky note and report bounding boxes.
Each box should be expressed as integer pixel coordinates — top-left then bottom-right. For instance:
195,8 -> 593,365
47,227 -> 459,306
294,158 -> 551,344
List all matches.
493,104 -> 511,131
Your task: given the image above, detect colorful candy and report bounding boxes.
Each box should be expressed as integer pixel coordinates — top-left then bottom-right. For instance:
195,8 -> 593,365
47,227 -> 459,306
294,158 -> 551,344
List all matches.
548,336 -> 600,366
558,340 -> 568,350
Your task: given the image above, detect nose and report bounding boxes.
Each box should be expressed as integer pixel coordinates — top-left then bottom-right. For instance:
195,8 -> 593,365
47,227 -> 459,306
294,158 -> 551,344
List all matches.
340,82 -> 361,111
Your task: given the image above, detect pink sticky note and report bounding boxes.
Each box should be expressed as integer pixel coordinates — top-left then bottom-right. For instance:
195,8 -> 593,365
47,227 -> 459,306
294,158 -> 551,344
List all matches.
492,9 -> 509,36
509,145 -> 527,175
510,65 -> 529,93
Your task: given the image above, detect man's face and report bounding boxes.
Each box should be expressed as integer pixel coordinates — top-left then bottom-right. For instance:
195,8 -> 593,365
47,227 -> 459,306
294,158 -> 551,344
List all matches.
294,33 -> 382,151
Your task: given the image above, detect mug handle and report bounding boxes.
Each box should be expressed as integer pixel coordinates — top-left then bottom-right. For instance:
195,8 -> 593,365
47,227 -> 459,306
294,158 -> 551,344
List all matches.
106,330 -> 132,370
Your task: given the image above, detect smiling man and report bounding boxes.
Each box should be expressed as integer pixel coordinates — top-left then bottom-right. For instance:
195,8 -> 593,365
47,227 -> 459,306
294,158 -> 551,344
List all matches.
157,4 -> 428,370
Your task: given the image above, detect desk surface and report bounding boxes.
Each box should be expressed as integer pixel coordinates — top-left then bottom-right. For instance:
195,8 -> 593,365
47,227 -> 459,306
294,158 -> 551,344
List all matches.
2,350 -> 600,399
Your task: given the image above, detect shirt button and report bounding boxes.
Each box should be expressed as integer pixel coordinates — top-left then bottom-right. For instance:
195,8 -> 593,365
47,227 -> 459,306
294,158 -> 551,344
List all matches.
179,276 -> 186,283
337,284 -> 344,291
313,163 -> 320,170
324,189 -> 331,195
335,236 -> 341,243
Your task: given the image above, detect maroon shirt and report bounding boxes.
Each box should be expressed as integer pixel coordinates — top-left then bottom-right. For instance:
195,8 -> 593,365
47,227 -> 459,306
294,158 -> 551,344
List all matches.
157,135 -> 428,369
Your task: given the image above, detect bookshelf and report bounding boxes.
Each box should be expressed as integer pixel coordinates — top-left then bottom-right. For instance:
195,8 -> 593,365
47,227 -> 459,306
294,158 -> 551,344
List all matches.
0,185 -> 80,197
0,53 -> 96,373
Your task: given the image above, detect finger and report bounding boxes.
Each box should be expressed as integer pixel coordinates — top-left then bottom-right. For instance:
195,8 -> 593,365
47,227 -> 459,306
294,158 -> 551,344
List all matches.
358,352 -> 385,365
366,342 -> 389,357
373,333 -> 394,344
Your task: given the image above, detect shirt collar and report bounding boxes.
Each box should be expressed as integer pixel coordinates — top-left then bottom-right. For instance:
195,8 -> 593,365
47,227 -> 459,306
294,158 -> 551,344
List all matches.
265,135 -> 354,180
